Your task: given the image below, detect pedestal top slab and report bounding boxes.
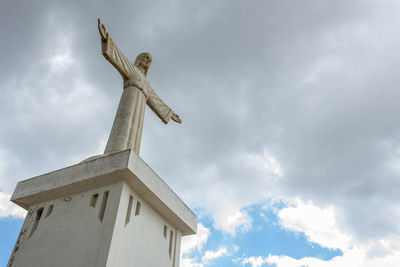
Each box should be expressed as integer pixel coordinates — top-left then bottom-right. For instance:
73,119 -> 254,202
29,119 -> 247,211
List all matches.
11,150 -> 196,236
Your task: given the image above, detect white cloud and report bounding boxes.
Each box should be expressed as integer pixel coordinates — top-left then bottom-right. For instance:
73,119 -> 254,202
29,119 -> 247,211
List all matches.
0,191 -> 26,218
202,247 -> 228,265
181,225 -> 230,266
239,243 -> 400,267
209,195 -> 252,235
238,256 -> 267,267
190,150 -> 281,236
278,199 -> 352,250
180,258 -> 204,267
180,223 -> 210,267
181,223 -> 211,255
185,164 -> 254,236
240,251 -> 362,267
238,199 -> 400,267
363,242 -> 400,267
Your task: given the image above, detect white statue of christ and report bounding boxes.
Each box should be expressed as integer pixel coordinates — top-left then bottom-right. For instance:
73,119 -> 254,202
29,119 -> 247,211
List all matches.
98,19 -> 181,155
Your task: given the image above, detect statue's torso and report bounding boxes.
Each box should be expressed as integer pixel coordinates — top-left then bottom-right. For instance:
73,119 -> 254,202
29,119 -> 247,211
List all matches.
124,65 -> 149,97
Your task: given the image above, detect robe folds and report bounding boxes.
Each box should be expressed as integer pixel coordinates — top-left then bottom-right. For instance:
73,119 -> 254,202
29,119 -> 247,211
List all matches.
102,37 -> 174,155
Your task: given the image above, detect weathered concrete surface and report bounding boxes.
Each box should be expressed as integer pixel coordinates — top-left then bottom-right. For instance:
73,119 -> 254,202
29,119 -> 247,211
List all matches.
11,149 -> 196,236
8,150 -> 196,267
9,181 -> 185,267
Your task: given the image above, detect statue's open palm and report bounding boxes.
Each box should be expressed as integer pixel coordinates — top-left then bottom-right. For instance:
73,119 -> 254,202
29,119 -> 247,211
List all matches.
98,18 -> 108,40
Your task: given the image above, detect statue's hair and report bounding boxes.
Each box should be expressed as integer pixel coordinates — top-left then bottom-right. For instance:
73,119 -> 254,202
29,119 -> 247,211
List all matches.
134,52 -> 152,75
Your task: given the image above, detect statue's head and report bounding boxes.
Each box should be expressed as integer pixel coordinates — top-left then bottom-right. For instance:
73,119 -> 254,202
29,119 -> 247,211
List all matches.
134,52 -> 152,76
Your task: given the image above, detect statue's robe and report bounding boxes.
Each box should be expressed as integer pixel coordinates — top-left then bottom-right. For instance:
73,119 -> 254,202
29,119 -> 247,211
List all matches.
101,37 -> 174,155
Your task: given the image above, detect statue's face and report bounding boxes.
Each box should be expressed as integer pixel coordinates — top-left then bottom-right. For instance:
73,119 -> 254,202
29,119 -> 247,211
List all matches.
135,53 -> 152,74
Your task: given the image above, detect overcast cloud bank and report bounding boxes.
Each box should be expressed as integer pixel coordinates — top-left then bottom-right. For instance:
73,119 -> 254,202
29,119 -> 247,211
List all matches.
1,0 -> 400,266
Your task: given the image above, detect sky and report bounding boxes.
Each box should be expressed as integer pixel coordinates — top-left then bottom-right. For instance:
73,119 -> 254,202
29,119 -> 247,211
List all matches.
1,0 -> 400,266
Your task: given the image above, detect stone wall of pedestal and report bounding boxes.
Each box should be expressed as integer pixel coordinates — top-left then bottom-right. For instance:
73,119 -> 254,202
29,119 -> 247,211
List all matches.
7,150 -> 196,267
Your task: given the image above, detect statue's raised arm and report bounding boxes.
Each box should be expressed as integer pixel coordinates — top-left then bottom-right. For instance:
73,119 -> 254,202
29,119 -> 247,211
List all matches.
98,19 -> 133,79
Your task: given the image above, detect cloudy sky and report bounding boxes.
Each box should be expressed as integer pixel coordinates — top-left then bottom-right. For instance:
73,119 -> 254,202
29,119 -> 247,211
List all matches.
1,0 -> 400,266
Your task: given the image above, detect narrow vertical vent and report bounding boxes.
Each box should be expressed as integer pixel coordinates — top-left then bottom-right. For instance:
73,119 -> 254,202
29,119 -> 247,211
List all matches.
163,225 -> 168,239
98,191 -> 109,222
45,205 -> 54,217
125,195 -> 134,226
169,230 -> 174,258
135,201 -> 141,216
29,207 -> 44,238
90,193 -> 99,207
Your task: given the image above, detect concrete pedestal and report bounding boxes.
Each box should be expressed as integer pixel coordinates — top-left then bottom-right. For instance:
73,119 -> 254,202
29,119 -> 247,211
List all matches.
7,150 -> 196,267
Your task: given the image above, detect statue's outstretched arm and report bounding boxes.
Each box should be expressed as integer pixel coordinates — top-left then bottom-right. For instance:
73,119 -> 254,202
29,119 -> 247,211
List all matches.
98,19 -> 133,79
146,82 -> 181,124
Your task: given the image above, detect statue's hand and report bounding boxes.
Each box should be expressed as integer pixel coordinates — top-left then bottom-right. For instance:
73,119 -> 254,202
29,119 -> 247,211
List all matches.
171,113 -> 182,123
98,18 -> 108,40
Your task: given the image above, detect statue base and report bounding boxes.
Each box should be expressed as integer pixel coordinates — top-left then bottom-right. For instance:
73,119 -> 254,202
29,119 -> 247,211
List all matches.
7,150 -> 196,267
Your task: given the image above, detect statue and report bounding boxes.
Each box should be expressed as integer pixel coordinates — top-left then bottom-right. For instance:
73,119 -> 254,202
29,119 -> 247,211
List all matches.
98,19 -> 181,155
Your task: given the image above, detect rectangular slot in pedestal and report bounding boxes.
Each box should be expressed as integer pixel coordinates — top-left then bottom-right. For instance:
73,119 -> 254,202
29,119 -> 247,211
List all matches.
125,195 -> 134,226
29,207 -> 44,238
98,191 -> 109,222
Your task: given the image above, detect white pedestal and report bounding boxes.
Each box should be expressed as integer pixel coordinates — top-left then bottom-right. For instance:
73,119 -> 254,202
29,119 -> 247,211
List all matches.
7,150 -> 197,267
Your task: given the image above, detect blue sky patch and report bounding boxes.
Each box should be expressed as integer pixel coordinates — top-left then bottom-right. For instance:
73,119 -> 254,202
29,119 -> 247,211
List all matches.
0,218 -> 23,266
186,201 -> 342,266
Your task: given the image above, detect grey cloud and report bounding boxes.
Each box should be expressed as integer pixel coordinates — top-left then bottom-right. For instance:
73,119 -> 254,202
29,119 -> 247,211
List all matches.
1,0 -> 400,243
